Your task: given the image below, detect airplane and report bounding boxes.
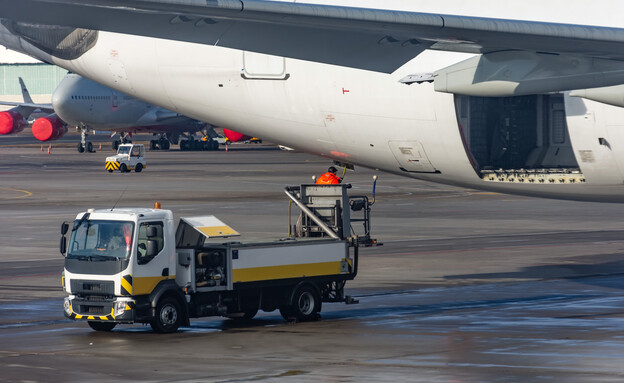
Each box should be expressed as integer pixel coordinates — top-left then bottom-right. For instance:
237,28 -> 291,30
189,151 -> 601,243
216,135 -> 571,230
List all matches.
0,74 -> 220,152
2,1 -> 624,201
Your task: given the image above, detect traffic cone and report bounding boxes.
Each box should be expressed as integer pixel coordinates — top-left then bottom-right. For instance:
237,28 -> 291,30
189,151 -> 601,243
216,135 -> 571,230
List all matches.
99,143 -> 102,150
225,144 -> 228,152
40,145 -> 43,152
47,145 -> 51,155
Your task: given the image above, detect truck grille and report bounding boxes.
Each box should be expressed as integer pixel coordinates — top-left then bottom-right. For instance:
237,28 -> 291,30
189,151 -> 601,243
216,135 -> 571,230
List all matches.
74,299 -> 114,316
71,280 -> 114,295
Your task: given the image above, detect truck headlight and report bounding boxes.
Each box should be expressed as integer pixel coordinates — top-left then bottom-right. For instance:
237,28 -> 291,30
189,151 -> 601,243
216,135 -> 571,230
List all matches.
63,298 -> 71,315
114,301 -> 126,317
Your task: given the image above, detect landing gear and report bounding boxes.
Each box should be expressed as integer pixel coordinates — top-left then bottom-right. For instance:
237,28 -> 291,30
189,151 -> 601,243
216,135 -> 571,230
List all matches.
180,138 -> 218,151
149,134 -> 171,150
77,127 -> 95,153
112,133 -> 131,151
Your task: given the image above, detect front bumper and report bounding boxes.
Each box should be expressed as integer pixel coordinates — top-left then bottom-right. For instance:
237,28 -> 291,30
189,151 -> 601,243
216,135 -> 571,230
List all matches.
64,296 -> 135,323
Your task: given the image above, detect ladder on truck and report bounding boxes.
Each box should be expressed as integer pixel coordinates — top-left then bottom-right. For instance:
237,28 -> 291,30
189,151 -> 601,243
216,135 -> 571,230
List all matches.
284,184 -> 378,247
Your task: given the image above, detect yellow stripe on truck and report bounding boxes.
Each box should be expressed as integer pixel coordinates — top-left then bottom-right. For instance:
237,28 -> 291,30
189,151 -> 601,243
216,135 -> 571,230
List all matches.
132,276 -> 170,295
233,261 -> 342,283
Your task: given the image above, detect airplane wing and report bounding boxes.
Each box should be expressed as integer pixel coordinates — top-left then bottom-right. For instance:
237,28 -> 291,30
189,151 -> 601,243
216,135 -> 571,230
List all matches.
0,101 -> 53,111
1,1 -> 624,73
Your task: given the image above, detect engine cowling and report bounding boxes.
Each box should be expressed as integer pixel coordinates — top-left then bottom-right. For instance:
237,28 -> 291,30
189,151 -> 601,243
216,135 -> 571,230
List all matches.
32,114 -> 67,142
0,109 -> 27,135
223,128 -> 251,142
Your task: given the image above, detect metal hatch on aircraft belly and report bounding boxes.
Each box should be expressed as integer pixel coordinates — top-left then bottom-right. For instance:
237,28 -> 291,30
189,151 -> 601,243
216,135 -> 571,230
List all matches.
388,140 -> 438,173
180,216 -> 240,238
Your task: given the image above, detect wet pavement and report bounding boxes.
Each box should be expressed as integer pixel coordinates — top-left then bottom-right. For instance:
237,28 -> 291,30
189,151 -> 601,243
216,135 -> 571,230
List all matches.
1,143 -> 624,382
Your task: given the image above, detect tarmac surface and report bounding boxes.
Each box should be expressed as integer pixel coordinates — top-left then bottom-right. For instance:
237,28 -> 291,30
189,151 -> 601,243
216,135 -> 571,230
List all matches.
2,134 -> 624,382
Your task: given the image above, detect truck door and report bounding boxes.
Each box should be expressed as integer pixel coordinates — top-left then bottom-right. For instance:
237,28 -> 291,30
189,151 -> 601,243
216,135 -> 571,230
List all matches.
133,221 -> 170,296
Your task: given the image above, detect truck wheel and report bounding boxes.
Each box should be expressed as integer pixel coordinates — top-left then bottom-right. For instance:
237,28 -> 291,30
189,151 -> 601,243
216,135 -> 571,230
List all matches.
88,321 -> 116,332
135,163 -> 143,173
120,164 -> 128,173
241,307 -> 258,320
281,285 -> 321,322
150,297 -> 182,333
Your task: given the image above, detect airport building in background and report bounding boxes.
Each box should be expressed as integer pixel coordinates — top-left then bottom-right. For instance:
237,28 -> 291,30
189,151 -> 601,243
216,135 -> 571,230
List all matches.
0,47 -> 66,105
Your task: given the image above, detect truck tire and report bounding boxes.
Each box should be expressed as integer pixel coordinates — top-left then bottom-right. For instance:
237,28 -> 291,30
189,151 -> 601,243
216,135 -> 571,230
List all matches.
120,164 -> 128,173
135,163 -> 143,173
88,321 -> 116,332
280,285 -> 321,322
150,296 -> 182,333
241,307 -> 258,320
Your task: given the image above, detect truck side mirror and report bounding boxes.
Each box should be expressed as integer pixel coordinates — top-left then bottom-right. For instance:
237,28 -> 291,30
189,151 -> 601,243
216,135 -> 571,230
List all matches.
60,236 -> 67,256
146,226 -> 157,238
61,222 -> 69,235
146,239 -> 158,257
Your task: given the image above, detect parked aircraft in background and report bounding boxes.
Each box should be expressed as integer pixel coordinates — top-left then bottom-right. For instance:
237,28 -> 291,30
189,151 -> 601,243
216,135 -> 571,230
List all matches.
222,128 -> 262,144
5,1 -> 624,201
0,74 -> 220,152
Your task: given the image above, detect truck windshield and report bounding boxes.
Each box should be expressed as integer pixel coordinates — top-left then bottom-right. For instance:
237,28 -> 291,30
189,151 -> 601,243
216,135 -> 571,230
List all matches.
117,146 -> 130,155
68,220 -> 134,260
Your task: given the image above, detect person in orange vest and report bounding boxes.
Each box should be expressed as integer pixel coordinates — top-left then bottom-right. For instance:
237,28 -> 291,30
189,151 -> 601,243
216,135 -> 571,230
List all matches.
316,166 -> 342,184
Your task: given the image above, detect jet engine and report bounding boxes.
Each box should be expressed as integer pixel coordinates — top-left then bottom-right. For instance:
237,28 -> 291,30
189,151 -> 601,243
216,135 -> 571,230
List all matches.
0,108 -> 27,135
32,114 -> 67,141
222,128 -> 251,143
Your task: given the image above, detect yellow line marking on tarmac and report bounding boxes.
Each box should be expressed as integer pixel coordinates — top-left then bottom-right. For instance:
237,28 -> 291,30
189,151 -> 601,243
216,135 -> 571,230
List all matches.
0,187 -> 33,199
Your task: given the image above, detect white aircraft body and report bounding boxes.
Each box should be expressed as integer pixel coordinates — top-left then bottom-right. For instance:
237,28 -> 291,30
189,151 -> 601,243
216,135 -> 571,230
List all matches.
1,1 -> 624,201
0,74 -> 218,152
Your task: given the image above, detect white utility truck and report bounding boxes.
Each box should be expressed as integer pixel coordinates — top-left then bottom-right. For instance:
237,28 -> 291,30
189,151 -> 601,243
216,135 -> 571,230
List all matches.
60,183 -> 377,332
105,143 -> 146,173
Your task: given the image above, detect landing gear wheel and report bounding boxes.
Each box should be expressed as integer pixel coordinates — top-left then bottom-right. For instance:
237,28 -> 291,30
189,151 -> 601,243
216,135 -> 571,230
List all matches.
86,141 -> 94,153
150,140 -> 157,151
135,163 -> 143,173
113,140 -> 120,150
180,140 -> 188,151
77,142 -> 85,153
280,285 -> 321,322
150,297 -> 182,333
120,164 -> 128,173
88,321 -> 116,332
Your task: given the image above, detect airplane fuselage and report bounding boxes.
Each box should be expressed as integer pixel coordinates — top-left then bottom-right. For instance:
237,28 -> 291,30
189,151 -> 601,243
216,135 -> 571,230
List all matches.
52,73 -> 200,135
2,1 -> 624,200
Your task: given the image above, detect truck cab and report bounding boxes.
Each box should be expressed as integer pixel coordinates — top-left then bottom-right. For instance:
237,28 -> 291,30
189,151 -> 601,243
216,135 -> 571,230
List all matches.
105,143 -> 146,173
